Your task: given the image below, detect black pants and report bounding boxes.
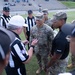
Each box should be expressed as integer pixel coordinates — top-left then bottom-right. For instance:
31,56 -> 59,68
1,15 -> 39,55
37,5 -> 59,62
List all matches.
26,31 -> 30,49
5,65 -> 26,75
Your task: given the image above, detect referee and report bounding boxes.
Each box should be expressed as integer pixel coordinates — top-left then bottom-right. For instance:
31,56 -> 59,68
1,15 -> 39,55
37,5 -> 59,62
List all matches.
23,10 -> 36,49
0,7 -> 11,28
5,15 -> 38,75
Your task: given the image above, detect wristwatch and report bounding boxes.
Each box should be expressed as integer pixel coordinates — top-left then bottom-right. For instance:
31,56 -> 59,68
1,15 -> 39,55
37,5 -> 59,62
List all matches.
30,45 -> 35,49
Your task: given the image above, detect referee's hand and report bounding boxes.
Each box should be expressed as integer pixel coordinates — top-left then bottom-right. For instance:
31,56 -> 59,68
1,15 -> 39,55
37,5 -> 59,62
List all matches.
22,40 -> 29,45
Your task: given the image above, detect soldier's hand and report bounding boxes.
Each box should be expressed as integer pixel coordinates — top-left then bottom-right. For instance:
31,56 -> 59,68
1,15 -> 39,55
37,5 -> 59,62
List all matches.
31,39 -> 38,46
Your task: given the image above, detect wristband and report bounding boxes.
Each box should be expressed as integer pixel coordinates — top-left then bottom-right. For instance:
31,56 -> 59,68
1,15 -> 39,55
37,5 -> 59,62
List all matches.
30,45 -> 35,49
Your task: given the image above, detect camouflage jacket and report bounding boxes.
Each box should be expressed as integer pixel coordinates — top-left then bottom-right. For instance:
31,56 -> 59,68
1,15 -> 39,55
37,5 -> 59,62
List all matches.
44,18 -> 52,27
30,24 -> 54,55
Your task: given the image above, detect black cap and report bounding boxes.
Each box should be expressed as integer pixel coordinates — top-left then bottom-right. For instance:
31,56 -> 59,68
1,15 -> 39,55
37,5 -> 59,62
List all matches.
0,31 -> 11,61
61,23 -> 75,35
3,7 -> 10,12
28,10 -> 33,14
0,27 -> 15,61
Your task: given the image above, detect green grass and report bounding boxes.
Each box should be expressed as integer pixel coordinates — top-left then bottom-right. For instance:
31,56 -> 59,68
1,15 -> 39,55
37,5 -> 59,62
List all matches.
61,1 -> 75,8
2,11 -> 75,75
66,11 -> 75,23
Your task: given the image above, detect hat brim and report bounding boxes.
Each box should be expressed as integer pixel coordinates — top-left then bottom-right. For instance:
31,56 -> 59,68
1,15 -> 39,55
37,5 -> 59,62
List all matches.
51,17 -> 58,22
28,12 -> 33,14
35,18 -> 42,21
43,12 -> 48,14
61,23 -> 75,35
4,10 -> 10,12
23,24 -> 28,27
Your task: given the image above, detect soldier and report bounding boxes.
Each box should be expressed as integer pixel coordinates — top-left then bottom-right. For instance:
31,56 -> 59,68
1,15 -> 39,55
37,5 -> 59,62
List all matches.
42,9 -> 58,37
44,11 -> 70,75
30,13 -> 54,74
42,9 -> 52,27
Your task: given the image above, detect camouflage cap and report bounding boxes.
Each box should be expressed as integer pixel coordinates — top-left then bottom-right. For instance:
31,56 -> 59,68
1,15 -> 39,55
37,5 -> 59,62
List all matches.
42,9 -> 48,14
51,11 -> 67,22
35,13 -> 44,20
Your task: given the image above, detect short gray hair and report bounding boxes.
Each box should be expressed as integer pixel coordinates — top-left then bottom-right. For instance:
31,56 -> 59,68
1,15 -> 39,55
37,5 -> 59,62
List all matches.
7,24 -> 21,30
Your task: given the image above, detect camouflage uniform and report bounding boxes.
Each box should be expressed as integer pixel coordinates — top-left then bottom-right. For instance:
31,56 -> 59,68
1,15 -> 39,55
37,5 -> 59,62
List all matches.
42,9 -> 52,27
42,9 -> 58,37
30,24 -> 54,68
48,58 -> 68,75
44,18 -> 52,27
71,54 -> 75,65
44,19 -> 58,37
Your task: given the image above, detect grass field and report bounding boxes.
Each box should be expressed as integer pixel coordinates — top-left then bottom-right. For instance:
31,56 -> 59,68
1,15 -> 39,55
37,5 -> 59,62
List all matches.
61,1 -> 75,8
2,11 -> 75,75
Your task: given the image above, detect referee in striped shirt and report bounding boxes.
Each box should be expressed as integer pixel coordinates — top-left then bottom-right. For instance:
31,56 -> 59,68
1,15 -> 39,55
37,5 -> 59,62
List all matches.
5,15 -> 38,75
23,10 -> 36,49
0,7 -> 11,28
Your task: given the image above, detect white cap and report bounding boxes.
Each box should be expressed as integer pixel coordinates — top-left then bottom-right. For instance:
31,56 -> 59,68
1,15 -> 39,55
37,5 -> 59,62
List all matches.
8,15 -> 28,27
58,73 -> 72,75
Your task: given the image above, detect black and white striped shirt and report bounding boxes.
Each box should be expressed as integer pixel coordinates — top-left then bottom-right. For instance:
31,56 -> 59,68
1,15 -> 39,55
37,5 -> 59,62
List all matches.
25,16 -> 36,32
5,32 -> 29,75
0,14 -> 11,28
